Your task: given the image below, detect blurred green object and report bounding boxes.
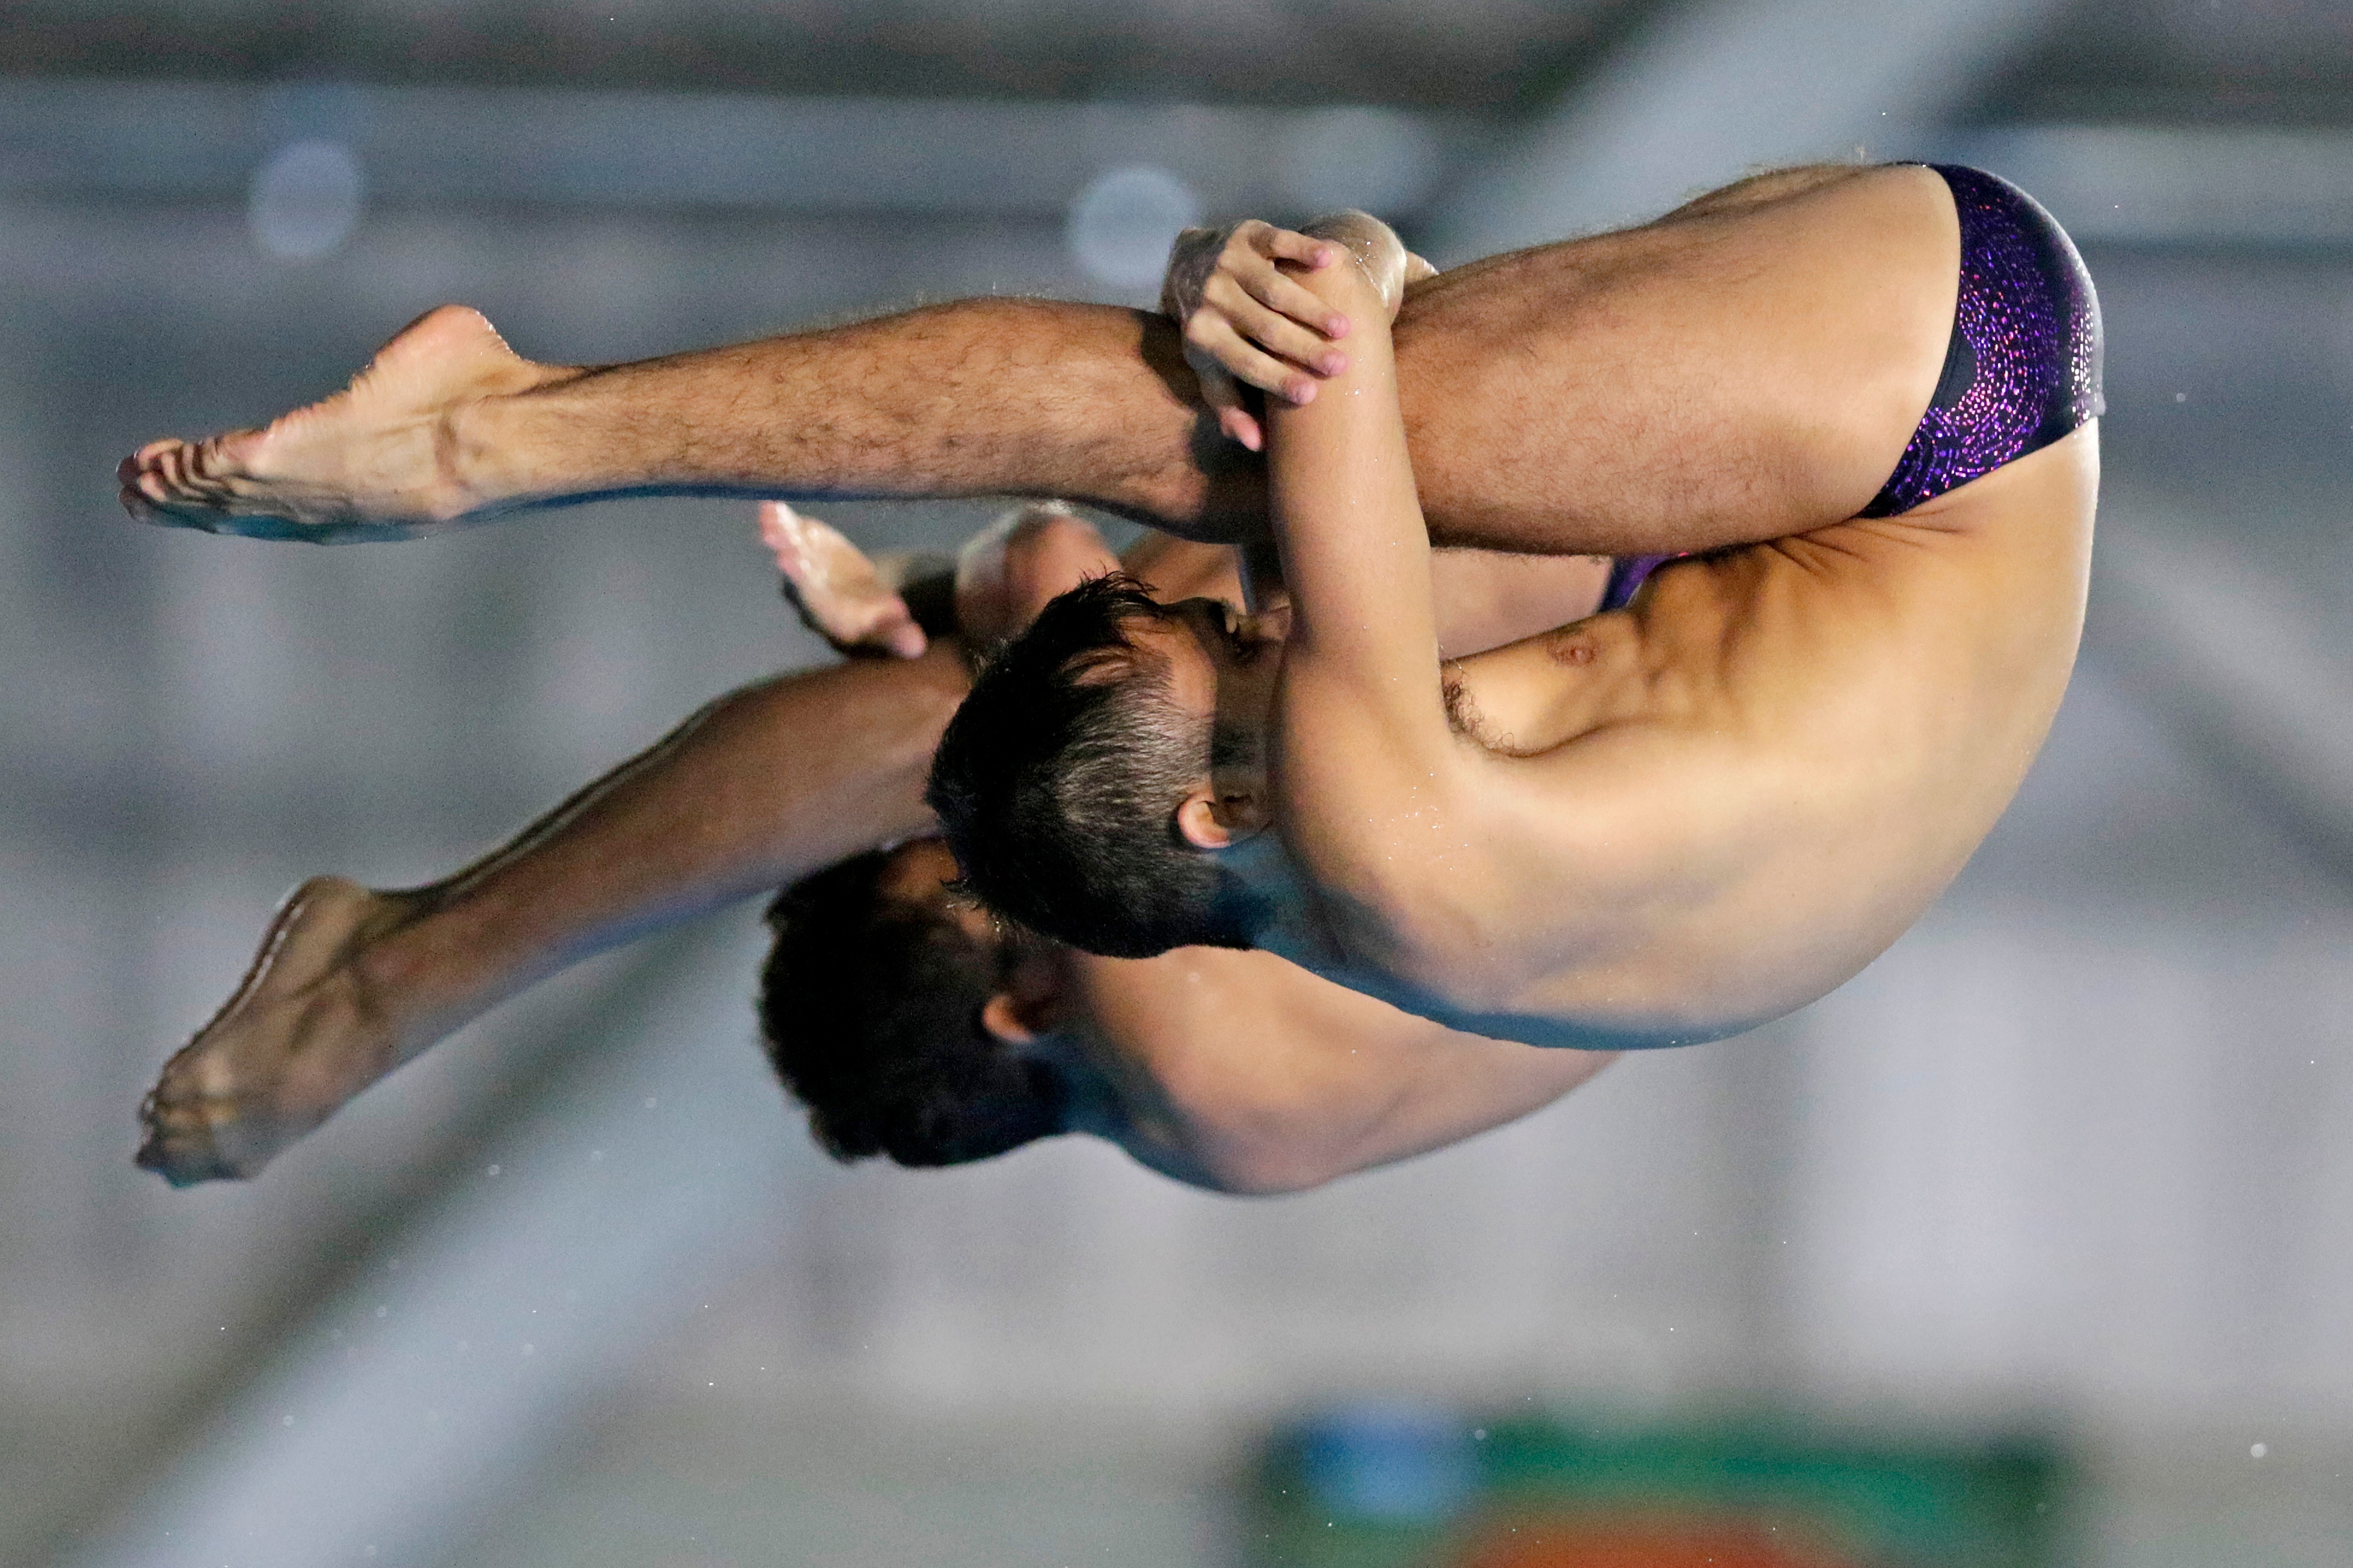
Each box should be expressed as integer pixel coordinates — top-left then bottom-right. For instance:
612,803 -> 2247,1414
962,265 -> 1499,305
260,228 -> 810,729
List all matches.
1251,1403 -> 2067,1568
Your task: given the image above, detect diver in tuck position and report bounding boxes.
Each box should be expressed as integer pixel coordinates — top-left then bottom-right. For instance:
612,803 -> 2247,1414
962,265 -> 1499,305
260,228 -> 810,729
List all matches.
120,162 -> 2100,1052
930,162 -> 2100,1048
137,501 -> 1615,1189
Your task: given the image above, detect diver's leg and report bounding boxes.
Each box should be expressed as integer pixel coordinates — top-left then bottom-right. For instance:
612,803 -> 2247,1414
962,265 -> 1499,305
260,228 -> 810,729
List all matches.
121,167 -> 1957,555
1389,162 -> 1958,553
137,642 -> 972,1185
119,300 -> 1253,543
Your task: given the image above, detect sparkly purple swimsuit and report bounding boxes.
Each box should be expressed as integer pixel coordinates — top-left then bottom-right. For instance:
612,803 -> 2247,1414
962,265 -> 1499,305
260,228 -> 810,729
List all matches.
1600,164 -> 2104,612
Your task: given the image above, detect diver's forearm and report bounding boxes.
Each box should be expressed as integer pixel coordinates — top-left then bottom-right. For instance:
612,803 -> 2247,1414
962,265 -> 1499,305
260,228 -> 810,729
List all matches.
1265,267 -> 1435,691
1265,257 -> 1461,902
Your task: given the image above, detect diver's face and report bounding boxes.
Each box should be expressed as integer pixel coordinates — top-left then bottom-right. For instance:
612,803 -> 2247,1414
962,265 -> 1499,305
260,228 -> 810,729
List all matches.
1152,597 -> 1286,745
879,838 -> 993,942
879,838 -> 1069,1044
878,835 -> 961,903
1129,597 -> 1288,850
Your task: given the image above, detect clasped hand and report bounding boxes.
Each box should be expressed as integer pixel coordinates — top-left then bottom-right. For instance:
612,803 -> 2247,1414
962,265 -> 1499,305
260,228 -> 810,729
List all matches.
1161,213 -> 1431,451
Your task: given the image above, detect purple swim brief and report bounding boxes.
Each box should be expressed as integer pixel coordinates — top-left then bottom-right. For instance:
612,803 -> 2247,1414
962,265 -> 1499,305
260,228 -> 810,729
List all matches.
1600,163 -> 2104,613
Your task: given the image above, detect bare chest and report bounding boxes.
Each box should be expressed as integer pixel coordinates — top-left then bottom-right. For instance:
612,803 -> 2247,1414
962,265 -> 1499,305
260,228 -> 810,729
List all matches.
1440,616 -> 1656,759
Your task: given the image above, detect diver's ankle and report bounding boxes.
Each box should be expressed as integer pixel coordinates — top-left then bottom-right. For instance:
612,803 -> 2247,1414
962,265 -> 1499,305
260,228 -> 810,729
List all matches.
339,891 -> 483,1046
443,368 -> 587,517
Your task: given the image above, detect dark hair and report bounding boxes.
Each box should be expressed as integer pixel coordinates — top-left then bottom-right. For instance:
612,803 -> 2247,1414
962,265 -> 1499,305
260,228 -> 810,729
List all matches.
759,847 -> 1066,1167
925,573 -> 1268,959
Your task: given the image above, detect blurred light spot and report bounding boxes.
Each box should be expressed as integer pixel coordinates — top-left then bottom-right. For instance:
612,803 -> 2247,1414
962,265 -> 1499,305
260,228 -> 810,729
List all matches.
1297,1401 -> 1476,1523
248,140 -> 364,262
1067,165 -> 1201,292
2251,1441 -> 2268,1458
1278,109 -> 1442,217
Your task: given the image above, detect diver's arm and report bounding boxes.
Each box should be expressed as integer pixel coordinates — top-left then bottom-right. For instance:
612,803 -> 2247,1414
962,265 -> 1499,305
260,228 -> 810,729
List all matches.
1187,1021 -> 1615,1196
1074,948 -> 1614,1195
1260,237 -> 1478,971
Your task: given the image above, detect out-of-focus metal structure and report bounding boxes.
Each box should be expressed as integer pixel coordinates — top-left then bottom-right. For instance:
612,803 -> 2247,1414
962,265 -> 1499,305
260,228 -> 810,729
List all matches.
4,1 -> 2353,1564
1,0 -> 1640,108
1424,0 -> 2061,258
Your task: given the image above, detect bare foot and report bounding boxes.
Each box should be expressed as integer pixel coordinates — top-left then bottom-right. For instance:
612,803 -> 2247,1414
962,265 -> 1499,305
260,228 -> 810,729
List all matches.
138,878 -> 425,1185
762,500 -> 930,659
117,306 -> 565,543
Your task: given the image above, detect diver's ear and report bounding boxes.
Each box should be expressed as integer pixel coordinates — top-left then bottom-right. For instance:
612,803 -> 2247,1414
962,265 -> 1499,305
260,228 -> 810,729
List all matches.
978,950 -> 1070,1045
979,993 -> 1040,1045
1175,786 -> 1270,851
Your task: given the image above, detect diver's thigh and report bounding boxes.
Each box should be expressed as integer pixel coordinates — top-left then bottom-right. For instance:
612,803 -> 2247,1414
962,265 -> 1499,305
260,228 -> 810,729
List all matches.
1395,167 -> 1958,557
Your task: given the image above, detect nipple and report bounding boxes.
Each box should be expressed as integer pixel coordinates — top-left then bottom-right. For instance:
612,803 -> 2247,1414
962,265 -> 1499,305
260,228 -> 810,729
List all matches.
1549,638 -> 1596,666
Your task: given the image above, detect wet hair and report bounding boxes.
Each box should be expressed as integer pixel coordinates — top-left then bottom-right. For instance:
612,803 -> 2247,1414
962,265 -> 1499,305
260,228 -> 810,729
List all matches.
759,847 -> 1066,1167
925,573 -> 1269,959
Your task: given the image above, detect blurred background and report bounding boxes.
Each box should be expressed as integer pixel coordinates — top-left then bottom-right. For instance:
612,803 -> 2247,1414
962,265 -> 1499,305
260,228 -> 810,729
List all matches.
3,2 -> 2352,1564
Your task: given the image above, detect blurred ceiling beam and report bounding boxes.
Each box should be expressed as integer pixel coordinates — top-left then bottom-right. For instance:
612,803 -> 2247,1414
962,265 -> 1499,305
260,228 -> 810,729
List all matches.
11,75 -> 2351,255
0,77 -> 1483,220
0,0 -> 1635,111
1422,0 -> 2070,259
